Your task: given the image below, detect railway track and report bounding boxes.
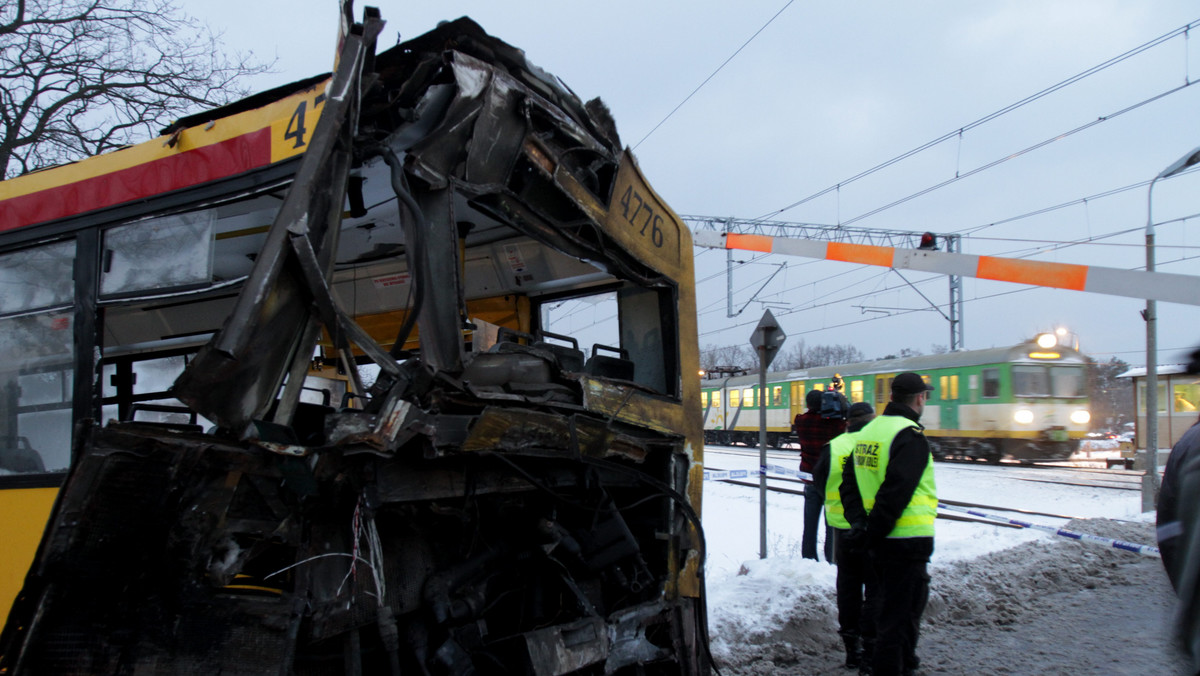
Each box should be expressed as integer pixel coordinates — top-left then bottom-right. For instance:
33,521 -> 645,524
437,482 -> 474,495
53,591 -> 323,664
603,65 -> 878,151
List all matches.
705,446 -> 1146,492
703,467 -> 1053,529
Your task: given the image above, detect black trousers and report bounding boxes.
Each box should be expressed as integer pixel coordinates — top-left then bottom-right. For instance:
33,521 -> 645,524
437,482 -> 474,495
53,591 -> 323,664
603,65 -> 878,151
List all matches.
801,483 -> 822,560
830,528 -> 878,646
870,554 -> 929,676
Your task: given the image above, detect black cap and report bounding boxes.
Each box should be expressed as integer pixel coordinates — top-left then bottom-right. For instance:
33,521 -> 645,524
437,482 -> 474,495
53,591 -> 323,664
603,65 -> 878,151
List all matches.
892,372 -> 934,395
847,402 -> 874,418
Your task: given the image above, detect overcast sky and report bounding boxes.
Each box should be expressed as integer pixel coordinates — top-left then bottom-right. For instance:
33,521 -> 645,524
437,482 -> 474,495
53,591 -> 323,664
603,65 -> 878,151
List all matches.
193,1 -> 1200,367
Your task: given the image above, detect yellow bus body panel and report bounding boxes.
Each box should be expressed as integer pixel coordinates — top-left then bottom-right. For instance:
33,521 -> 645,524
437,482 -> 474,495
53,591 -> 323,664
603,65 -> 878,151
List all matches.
0,487 -> 58,625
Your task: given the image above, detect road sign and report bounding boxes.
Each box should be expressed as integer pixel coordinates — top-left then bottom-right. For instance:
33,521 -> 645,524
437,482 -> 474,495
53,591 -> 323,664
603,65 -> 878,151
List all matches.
749,309 -> 786,369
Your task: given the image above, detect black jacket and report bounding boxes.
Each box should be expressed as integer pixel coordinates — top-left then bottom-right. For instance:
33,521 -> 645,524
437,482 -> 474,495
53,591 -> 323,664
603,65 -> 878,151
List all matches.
1159,419 -> 1200,590
839,402 -> 935,561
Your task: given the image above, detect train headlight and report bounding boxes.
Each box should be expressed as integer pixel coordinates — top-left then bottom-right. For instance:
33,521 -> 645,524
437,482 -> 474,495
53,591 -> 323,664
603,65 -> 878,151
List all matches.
1035,333 -> 1058,349
1013,409 -> 1035,424
1070,409 -> 1091,425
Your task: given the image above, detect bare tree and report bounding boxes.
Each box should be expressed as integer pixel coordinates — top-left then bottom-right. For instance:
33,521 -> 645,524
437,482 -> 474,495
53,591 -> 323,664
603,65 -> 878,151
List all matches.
699,343 -> 755,375
803,343 -> 865,367
773,341 -> 808,370
0,0 -> 272,178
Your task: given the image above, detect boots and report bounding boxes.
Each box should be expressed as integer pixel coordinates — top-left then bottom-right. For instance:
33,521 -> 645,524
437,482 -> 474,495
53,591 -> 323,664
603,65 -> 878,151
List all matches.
858,637 -> 875,675
842,635 -> 862,669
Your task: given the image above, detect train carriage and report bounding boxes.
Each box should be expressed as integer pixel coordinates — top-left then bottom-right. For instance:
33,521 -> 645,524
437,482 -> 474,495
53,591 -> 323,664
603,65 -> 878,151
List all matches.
703,334 -> 1091,463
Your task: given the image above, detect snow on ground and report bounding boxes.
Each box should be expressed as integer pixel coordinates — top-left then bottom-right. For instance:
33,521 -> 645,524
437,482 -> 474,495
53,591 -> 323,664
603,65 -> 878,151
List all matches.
700,447 -> 1188,675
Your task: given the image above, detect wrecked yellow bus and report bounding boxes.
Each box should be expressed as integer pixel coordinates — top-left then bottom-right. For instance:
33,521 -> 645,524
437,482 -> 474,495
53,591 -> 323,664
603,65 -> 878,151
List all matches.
0,7 -> 710,674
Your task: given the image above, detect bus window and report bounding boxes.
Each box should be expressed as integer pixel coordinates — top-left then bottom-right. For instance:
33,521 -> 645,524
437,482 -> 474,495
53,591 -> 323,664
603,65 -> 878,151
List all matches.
538,283 -> 679,397
100,211 -> 215,297
100,352 -> 214,429
0,241 -> 75,314
0,241 -> 77,475
0,312 -> 74,473
982,368 -> 1000,398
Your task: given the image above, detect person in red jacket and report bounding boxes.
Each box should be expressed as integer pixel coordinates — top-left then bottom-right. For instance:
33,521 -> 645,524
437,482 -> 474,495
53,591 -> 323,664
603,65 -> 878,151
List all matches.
795,387 -> 847,560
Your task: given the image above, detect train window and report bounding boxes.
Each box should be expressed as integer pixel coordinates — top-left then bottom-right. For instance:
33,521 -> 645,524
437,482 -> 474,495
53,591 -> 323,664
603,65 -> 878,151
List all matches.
876,376 -> 891,404
701,391 -> 708,408
1050,366 -> 1085,398
743,388 -> 754,407
1174,384 -> 1200,413
772,385 -> 782,406
938,375 -> 959,400
713,391 -> 721,408
850,379 -> 864,403
730,389 -> 740,408
1012,365 -> 1050,396
982,369 -> 1000,398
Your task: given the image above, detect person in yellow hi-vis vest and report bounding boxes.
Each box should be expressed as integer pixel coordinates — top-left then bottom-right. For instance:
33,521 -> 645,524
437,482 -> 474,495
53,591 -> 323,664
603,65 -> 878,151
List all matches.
840,372 -> 936,676
813,401 -> 877,670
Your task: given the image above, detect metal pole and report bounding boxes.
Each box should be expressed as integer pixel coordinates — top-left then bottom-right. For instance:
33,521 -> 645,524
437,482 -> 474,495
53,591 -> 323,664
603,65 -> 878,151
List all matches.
1144,179 -> 1159,512
758,346 -> 769,559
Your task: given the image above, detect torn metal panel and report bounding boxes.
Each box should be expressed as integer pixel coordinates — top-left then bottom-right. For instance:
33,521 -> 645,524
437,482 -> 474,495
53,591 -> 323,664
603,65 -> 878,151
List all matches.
173,12 -> 384,433
0,9 -> 711,676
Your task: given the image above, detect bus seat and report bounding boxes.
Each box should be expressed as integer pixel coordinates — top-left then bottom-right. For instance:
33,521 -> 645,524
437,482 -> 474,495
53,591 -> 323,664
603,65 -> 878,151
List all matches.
585,344 -> 634,381
533,330 -> 585,373
0,436 -> 45,473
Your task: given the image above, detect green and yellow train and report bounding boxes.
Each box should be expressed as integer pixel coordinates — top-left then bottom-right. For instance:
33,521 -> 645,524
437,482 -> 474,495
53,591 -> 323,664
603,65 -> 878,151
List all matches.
701,334 -> 1091,463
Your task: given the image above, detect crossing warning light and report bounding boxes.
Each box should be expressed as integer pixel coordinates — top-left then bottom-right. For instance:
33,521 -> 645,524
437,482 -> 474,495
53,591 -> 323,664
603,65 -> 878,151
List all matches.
918,232 -> 937,250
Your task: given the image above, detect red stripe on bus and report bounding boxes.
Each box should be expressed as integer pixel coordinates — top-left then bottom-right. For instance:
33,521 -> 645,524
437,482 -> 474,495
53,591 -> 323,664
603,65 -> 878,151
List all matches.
0,129 -> 272,232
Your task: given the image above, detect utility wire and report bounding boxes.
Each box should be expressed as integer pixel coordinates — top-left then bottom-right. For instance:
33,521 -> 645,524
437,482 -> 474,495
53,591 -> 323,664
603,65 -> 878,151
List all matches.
757,18 -> 1200,221
955,165 -> 1200,236
632,1 -> 795,150
839,81 -> 1198,227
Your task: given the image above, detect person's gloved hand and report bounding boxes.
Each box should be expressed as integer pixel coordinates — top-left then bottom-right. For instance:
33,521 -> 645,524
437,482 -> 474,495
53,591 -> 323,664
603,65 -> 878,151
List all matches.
843,526 -> 867,553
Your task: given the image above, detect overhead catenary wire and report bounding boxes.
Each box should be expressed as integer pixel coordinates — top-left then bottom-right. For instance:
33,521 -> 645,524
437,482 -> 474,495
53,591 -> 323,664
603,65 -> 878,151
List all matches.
757,18 -> 1200,222
836,81 -> 1199,228
632,0 -> 795,151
